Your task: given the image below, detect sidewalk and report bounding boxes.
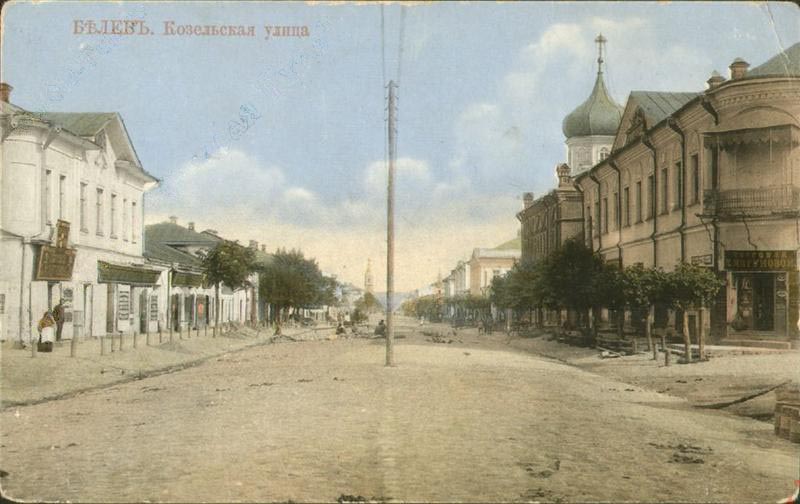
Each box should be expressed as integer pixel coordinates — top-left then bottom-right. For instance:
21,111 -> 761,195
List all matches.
0,324 -> 338,408
490,329 -> 800,419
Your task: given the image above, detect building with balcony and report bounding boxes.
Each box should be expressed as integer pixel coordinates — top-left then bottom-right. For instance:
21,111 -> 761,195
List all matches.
574,43 -> 800,346
0,83 -> 160,345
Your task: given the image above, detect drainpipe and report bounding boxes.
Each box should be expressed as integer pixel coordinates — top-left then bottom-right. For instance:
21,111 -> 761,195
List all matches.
608,159 -> 624,268
668,118 -> 687,263
574,183 -> 587,248
588,173 -> 602,253
642,135 -> 659,267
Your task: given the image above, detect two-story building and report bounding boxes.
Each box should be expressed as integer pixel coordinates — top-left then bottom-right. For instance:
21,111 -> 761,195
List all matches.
575,43 -> 800,347
0,83 -> 161,345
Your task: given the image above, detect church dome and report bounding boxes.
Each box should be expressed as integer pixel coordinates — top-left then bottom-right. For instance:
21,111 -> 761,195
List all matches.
562,72 -> 623,138
562,34 -> 623,139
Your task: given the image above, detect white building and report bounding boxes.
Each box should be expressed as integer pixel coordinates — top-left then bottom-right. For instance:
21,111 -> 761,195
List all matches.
0,83 -> 160,344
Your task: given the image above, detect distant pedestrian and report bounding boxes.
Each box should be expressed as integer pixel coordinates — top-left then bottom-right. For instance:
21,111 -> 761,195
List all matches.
374,319 -> 386,337
37,310 -> 56,346
52,300 -> 66,342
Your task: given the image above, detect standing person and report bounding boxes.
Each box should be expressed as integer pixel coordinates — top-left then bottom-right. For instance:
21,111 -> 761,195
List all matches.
37,310 -> 56,351
52,300 -> 65,342
374,319 -> 386,337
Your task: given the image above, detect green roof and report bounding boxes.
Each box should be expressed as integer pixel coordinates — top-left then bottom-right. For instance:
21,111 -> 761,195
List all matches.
747,41 -> 800,78
144,221 -> 222,267
629,91 -> 700,125
36,112 -> 117,137
145,221 -> 223,247
563,71 -> 624,138
493,237 -> 521,251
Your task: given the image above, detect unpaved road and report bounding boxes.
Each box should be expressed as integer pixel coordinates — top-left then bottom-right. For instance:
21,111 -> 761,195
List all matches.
0,331 -> 797,502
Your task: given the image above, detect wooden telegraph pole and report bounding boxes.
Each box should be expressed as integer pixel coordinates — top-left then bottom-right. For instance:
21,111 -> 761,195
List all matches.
386,80 -> 397,367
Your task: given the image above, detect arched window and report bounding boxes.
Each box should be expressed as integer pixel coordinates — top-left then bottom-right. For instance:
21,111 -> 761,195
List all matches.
599,147 -> 610,161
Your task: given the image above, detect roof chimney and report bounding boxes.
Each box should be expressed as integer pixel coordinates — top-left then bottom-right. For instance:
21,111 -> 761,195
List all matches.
556,163 -> 573,187
706,70 -> 726,89
729,58 -> 750,80
169,215 -> 178,225
249,240 -> 258,250
0,83 -> 12,103
187,222 -> 195,231
523,192 -> 535,209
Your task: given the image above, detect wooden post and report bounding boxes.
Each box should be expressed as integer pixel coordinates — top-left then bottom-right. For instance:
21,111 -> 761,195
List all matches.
648,318 -> 656,361
385,80 -> 397,367
118,332 -> 124,352
70,325 -> 78,358
100,335 -> 106,356
133,330 -> 138,349
196,324 -> 199,339
169,322 -> 173,343
661,331 -> 670,366
682,310 -> 692,363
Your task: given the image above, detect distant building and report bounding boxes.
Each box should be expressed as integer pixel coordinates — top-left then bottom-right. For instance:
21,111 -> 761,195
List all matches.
468,246 -> 520,297
574,42 -> 800,346
0,84 -> 160,344
517,164 -> 584,264
144,218 -> 261,331
364,259 -> 374,295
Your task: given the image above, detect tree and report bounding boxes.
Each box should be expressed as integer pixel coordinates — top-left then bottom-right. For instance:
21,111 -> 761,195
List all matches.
663,263 -> 725,362
201,241 -> 256,337
620,264 -> 668,358
540,240 -> 605,327
257,248 -> 337,321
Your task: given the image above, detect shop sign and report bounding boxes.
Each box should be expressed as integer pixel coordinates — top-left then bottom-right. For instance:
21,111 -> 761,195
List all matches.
118,291 -> 130,320
171,270 -> 205,288
36,221 -> 77,281
150,295 -> 159,321
691,254 -> 713,267
725,250 -> 797,271
98,261 -> 161,285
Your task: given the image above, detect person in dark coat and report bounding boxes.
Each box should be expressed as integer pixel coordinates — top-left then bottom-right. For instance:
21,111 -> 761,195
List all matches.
374,320 -> 386,337
52,300 -> 66,342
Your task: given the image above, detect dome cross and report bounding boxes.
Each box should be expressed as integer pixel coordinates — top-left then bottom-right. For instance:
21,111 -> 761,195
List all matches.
595,33 -> 607,74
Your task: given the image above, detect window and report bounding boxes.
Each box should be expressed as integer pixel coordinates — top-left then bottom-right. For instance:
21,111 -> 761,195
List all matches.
635,182 -> 642,223
96,188 -> 104,235
691,154 -> 700,204
79,183 -> 88,231
131,201 -> 137,243
660,168 -> 668,214
58,175 -> 66,220
600,147 -> 609,161
602,197 -> 609,234
647,175 -> 654,220
122,198 -> 129,241
623,187 -> 630,227
674,162 -> 683,210
110,194 -> 117,238
45,169 -> 53,224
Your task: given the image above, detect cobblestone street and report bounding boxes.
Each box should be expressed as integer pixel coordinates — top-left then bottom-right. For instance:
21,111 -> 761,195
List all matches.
0,325 -> 796,503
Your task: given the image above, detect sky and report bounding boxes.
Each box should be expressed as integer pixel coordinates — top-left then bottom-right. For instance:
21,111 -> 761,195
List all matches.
2,1 -> 799,292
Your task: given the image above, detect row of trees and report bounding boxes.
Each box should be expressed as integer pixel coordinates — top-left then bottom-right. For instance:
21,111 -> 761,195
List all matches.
490,240 -> 725,361
201,242 -> 339,330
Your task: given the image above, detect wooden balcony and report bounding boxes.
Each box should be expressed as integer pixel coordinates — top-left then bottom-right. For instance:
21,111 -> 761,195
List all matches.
703,185 -> 800,217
